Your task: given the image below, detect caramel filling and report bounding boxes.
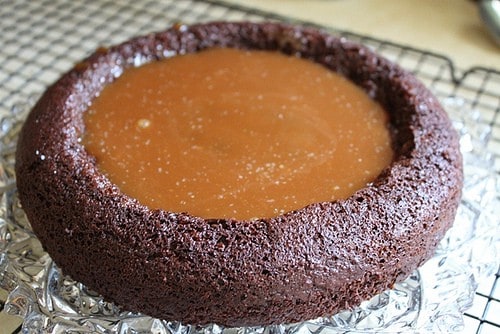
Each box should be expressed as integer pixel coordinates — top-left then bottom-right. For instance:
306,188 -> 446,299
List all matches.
84,48 -> 393,220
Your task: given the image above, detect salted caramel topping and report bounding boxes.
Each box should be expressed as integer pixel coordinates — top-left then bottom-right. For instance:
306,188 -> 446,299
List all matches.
83,48 -> 393,220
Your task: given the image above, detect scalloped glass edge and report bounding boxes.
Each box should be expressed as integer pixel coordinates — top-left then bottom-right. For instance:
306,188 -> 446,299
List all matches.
0,94 -> 499,334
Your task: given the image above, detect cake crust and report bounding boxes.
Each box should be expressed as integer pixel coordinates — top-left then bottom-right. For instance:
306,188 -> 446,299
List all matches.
15,22 -> 463,327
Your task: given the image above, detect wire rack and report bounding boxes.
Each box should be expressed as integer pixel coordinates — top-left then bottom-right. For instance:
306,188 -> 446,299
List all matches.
0,0 -> 499,333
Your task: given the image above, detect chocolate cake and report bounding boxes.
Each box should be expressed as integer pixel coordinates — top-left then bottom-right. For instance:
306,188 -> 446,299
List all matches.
15,22 -> 463,327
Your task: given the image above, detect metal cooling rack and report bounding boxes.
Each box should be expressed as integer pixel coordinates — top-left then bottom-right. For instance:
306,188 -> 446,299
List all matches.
0,0 -> 499,333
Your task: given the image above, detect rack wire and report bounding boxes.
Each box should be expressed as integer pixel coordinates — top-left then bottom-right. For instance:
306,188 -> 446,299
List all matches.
0,0 -> 498,333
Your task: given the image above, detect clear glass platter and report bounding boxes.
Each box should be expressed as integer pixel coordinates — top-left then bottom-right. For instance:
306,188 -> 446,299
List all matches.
0,95 -> 499,333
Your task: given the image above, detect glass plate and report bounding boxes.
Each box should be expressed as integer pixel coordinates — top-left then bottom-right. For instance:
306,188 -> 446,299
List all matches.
0,95 -> 499,333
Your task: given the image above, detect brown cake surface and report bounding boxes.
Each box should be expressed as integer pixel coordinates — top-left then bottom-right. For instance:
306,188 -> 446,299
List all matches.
15,21 -> 463,327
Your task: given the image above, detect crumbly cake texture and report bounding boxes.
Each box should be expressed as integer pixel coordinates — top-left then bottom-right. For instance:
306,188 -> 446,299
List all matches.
15,22 -> 463,327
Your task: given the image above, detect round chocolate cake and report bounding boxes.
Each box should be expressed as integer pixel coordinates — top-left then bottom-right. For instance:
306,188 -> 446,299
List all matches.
15,22 -> 463,327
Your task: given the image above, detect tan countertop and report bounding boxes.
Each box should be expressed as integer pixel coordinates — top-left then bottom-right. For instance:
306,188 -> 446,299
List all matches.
225,0 -> 499,70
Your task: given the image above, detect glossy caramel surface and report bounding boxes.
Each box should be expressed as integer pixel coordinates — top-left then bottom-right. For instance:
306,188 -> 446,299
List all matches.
84,48 -> 393,219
